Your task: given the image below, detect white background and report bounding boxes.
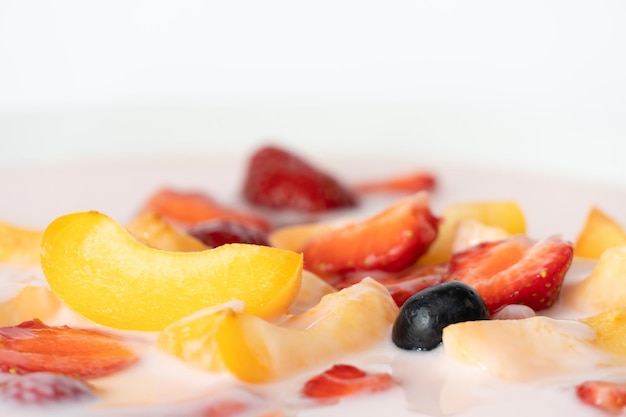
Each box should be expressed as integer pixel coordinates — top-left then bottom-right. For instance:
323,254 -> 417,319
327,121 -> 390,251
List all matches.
1,0 -> 625,186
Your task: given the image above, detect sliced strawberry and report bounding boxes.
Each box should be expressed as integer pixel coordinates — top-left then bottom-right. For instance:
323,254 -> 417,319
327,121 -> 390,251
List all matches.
0,320 -> 138,379
301,192 -> 439,275
353,172 -> 436,194
337,263 -> 446,307
576,380 -> 626,414
0,372 -> 95,405
444,235 -> 573,313
242,145 -> 358,213
302,364 -> 396,399
142,188 -> 270,232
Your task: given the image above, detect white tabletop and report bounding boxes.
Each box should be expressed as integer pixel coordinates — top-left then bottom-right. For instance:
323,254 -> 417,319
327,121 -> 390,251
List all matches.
1,0 -> 625,187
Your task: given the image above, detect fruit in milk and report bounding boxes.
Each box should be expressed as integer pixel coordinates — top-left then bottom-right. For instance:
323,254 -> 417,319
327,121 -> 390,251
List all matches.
0,220 -> 61,326
242,145 -> 358,212
302,192 -> 439,275
442,316 -> 626,381
158,278 -> 398,383
417,201 -> 526,266
126,212 -> 207,252
40,211 -> 302,331
568,246 -> 626,313
0,220 -> 43,266
574,206 -> 626,259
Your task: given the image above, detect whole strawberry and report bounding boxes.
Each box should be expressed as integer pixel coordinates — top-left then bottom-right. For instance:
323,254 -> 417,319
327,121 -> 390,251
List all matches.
242,145 -> 358,212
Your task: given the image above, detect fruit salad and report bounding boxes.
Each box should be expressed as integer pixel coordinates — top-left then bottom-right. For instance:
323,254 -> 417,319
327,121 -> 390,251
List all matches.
1,144 -> 626,417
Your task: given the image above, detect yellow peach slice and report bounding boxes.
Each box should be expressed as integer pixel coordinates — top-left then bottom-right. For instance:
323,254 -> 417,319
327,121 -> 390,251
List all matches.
582,309 -> 626,357
417,201 -> 526,266
0,220 -> 43,266
158,278 -> 398,383
126,212 -> 207,252
40,211 -> 303,331
574,207 -> 626,259
566,246 -> 626,313
0,284 -> 61,326
442,316 -> 623,381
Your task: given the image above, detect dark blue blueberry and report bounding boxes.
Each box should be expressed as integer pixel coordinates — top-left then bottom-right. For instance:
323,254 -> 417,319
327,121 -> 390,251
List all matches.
392,281 -> 489,351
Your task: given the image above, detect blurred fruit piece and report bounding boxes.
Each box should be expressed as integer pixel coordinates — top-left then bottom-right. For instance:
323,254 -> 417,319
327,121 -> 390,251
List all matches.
0,220 -> 43,267
0,319 -> 138,379
576,380 -> 626,414
269,221 -> 335,252
158,278 -> 398,383
353,172 -> 436,194
302,192 -> 438,275
574,207 -> 626,259
41,211 -> 303,331
0,372 -> 96,405
337,263 -> 446,307
126,212 -> 207,252
242,145 -> 357,212
445,235 -> 573,313
567,246 -> 626,313
582,309 -> 626,357
302,364 -> 396,399
451,219 -> 510,254
290,270 -> 336,314
442,316 -> 620,381
0,285 -> 61,327
417,201 -> 526,266
188,220 -> 270,248
142,188 -> 270,232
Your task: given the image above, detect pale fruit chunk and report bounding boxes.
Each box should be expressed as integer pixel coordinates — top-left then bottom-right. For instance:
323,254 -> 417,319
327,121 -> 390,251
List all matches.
567,246 -> 626,313
574,207 -> 626,259
126,212 -> 207,252
442,316 -> 623,381
451,219 -> 510,254
289,270 -> 336,314
581,309 -> 626,357
158,278 -> 398,383
0,220 -> 43,266
418,201 -> 525,266
269,221 -> 335,252
41,211 -> 303,331
0,284 -> 61,326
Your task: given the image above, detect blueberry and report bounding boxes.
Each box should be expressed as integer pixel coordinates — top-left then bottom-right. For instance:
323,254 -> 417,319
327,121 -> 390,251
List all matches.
391,281 -> 489,351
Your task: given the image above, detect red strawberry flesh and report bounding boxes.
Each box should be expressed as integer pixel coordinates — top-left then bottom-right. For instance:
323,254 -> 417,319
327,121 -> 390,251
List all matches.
143,188 -> 270,232
576,380 -> 626,414
243,145 -> 357,213
302,192 -> 439,275
0,320 -> 138,379
302,364 -> 396,399
444,235 -> 573,313
0,372 -> 95,405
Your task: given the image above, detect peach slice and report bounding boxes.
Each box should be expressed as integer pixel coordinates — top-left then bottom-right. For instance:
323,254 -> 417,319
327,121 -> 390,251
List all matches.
582,309 -> 626,357
574,207 -> 626,259
40,211 -> 303,331
158,278 -> 398,383
417,201 -> 526,266
0,220 -> 43,266
126,212 -> 207,252
442,316 -> 623,381
0,284 -> 61,326
567,246 -> 626,313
